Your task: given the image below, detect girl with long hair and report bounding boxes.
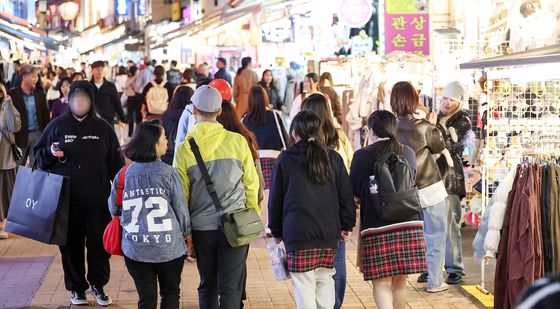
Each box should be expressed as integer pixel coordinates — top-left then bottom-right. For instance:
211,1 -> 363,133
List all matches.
268,110 -> 355,309
289,72 -> 319,121
300,93 -> 354,308
258,70 -> 284,111
350,110 -> 426,309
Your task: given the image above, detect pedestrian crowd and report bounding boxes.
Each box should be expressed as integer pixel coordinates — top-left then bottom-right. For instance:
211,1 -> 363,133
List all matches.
0,56 -> 476,309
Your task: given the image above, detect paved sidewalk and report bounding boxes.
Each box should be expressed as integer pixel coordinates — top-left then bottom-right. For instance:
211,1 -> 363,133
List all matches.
0,231 -> 483,309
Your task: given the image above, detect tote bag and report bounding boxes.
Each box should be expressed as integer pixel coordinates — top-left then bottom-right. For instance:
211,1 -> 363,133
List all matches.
6,166 -> 70,245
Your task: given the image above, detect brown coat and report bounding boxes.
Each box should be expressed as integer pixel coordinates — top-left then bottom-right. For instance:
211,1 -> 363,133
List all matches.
233,68 -> 258,119
8,87 -> 49,149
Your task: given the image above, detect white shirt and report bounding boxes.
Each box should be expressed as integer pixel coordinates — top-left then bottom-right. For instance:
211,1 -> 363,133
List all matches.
418,180 -> 448,207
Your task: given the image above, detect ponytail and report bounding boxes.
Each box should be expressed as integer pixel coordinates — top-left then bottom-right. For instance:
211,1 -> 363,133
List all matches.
291,111 -> 331,185
368,110 -> 403,156
306,138 -> 331,185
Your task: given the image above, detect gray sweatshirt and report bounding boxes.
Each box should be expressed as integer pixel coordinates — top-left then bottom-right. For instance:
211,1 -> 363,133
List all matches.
108,160 -> 191,263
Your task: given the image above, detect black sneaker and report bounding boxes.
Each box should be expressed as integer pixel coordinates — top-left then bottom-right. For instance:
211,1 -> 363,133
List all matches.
417,272 -> 428,283
91,286 -> 112,306
70,291 -> 88,306
446,272 -> 463,285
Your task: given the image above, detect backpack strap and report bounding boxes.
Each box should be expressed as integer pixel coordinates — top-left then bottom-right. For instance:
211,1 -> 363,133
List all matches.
188,138 -> 223,211
115,165 -> 129,207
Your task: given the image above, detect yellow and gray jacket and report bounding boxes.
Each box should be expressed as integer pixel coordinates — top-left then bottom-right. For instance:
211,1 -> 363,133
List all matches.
173,121 -> 260,231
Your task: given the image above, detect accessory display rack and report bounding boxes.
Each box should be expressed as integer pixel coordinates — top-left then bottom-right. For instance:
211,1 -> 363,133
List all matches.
461,45 -> 560,295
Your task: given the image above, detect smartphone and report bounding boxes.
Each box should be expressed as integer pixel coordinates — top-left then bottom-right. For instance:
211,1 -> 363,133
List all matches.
52,142 -> 61,152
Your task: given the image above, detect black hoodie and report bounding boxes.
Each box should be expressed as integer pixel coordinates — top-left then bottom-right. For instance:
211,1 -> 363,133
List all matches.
33,98 -> 124,201
90,78 -> 126,123
268,141 -> 356,252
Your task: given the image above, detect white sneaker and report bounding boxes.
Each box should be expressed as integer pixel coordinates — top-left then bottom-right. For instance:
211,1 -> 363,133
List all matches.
427,283 -> 449,293
0,231 -> 8,239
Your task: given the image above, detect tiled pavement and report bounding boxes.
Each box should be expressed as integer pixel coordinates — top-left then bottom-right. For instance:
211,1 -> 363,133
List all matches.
0,229 -> 484,309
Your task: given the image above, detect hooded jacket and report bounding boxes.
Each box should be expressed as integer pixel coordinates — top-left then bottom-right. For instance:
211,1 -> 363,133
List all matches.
173,121 -> 259,231
268,141 -> 356,253
33,97 -> 124,201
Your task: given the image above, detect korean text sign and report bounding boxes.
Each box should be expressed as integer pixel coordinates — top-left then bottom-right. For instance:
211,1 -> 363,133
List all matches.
384,0 -> 430,56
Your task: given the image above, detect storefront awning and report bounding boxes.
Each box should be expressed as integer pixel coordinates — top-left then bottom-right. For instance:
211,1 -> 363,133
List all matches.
460,44 -> 560,69
0,12 -> 59,51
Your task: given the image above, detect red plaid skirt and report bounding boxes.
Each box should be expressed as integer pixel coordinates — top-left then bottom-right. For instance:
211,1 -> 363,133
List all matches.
260,157 -> 276,190
287,248 -> 337,273
360,221 -> 426,280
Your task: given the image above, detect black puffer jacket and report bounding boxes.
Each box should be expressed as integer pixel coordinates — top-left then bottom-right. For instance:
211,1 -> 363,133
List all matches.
436,109 -> 472,198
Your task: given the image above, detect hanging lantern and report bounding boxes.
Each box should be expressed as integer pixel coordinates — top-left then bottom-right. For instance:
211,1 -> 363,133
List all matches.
59,0 -> 79,21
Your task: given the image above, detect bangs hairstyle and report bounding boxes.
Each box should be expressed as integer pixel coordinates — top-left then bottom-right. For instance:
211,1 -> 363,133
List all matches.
390,81 -> 419,116
57,77 -> 72,97
246,85 -> 270,125
290,110 -> 331,185
123,119 -> 164,162
301,93 -> 340,149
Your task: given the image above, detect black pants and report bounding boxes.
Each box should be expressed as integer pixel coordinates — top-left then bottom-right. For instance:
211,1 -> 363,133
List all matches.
193,230 -> 248,309
128,95 -> 143,137
124,255 -> 186,309
59,199 -> 111,292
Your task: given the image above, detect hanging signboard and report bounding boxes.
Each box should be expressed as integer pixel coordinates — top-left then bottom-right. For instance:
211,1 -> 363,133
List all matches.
383,0 -> 430,56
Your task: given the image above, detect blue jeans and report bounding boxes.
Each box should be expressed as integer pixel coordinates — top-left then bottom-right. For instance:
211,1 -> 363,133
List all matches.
422,201 -> 447,289
445,194 -> 464,274
333,240 -> 346,309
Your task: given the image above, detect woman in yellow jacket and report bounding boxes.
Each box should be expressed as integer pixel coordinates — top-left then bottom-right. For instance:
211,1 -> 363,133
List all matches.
301,93 -> 354,309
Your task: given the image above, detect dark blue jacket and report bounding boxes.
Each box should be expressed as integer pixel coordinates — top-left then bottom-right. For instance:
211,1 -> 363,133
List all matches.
213,68 -> 232,86
268,141 -> 356,252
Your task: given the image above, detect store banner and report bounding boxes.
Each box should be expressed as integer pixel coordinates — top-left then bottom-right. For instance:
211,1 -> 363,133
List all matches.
384,0 -> 430,56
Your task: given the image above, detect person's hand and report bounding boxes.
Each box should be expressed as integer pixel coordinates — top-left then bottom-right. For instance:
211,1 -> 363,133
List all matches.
274,237 -> 282,244
115,121 -> 126,128
354,197 -> 361,209
280,105 -> 287,113
341,231 -> 352,241
51,144 -> 65,158
428,112 -> 437,125
185,234 -> 196,259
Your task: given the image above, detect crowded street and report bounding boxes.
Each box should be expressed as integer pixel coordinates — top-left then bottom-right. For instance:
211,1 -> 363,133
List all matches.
1,0 -> 560,309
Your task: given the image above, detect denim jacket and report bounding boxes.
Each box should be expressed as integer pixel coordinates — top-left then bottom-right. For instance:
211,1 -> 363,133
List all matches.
108,160 -> 191,263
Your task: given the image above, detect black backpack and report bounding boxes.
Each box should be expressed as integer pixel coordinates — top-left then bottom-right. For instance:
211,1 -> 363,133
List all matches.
370,151 -> 421,222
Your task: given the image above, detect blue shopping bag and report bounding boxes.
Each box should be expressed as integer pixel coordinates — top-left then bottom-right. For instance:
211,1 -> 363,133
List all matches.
6,166 -> 70,245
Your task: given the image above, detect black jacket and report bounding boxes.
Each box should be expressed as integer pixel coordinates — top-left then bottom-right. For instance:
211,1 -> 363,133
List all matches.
160,107 -> 183,165
268,141 -> 356,252
436,109 -> 472,198
8,87 -> 50,148
33,109 -> 124,201
90,79 -> 126,123
258,81 -> 283,110
350,142 -> 420,230
214,68 -> 232,86
396,115 -> 445,189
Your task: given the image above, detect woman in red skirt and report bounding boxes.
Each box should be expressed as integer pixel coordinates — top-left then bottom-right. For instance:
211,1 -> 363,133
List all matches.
268,110 -> 356,309
350,110 -> 427,309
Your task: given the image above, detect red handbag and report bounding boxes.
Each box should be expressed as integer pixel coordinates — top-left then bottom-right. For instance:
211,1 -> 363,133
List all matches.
103,165 -> 128,256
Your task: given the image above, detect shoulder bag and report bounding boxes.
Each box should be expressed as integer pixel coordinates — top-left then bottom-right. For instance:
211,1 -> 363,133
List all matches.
188,138 -> 263,247
103,164 -> 129,255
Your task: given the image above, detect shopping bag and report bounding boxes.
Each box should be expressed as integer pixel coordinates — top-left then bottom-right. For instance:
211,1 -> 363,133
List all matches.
5,166 -> 70,245
267,241 -> 290,280
103,165 -> 128,256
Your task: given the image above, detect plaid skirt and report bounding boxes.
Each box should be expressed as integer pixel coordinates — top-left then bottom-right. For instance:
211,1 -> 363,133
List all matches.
360,221 -> 427,280
260,157 -> 275,190
287,248 -> 337,273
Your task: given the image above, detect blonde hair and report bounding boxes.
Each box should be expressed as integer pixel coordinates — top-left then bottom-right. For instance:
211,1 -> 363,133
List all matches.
0,83 -> 7,99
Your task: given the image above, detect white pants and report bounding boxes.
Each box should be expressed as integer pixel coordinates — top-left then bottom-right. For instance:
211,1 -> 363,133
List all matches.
291,267 -> 336,309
